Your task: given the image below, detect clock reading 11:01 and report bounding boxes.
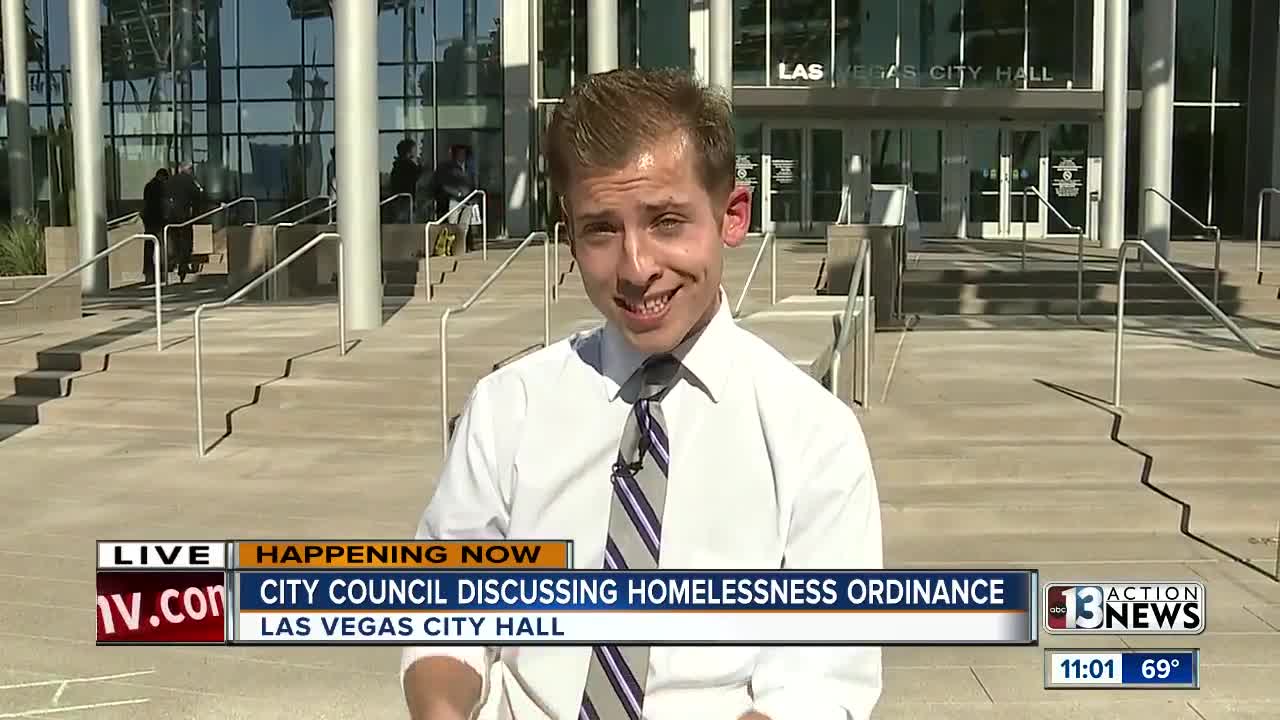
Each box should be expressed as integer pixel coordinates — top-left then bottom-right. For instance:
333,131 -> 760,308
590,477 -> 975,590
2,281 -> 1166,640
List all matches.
1044,649 -> 1199,689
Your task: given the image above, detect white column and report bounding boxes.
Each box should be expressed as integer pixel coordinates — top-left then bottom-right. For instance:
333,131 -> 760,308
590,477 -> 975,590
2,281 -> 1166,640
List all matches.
689,3 -> 708,85
502,0 -> 531,236
586,0 -> 617,74
69,0 -> 108,294
333,0 -> 383,330
1140,0 -> 1175,257
1100,0 -> 1130,250
708,0 -> 732,99
3,0 -> 33,217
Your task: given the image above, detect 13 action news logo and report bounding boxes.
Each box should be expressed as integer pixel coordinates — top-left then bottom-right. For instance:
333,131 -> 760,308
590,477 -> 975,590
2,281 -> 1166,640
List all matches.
1044,582 -> 1204,634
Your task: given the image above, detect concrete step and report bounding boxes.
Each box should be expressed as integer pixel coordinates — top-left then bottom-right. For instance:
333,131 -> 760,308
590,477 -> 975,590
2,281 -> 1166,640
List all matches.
872,445 -> 1280,484
2,366 -> 486,411
883,376 -> 1280,405
905,281 -> 1279,301
0,394 -> 442,443
903,267 -> 1250,284
861,402 -> 1279,442
901,297 -> 1272,315
884,529 -> 1215,564
880,481 -> 1280,536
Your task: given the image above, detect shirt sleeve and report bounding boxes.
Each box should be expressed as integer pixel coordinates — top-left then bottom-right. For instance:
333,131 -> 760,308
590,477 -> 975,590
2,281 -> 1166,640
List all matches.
400,376 -> 523,697
749,406 -> 884,720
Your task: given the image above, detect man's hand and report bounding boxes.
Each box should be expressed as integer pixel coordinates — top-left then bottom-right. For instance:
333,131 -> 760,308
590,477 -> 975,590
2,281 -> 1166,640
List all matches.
403,656 -> 483,720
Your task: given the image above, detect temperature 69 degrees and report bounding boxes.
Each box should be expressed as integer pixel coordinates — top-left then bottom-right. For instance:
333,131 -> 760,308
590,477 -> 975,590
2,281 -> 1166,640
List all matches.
1044,649 -> 1199,689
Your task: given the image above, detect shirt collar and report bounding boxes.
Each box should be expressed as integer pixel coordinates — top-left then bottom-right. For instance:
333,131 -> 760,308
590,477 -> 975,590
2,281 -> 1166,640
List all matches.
601,288 -> 734,404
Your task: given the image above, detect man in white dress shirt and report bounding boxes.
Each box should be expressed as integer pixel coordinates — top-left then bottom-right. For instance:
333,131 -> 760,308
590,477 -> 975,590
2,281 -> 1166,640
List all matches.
403,68 -> 882,720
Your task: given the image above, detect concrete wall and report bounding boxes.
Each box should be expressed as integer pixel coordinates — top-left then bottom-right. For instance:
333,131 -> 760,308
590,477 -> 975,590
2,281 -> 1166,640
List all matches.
0,274 -> 81,328
44,223 -> 215,287
225,224 -> 454,298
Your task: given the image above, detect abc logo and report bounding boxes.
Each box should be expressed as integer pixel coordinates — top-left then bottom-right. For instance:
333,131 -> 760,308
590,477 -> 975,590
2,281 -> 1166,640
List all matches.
1045,585 -> 1104,629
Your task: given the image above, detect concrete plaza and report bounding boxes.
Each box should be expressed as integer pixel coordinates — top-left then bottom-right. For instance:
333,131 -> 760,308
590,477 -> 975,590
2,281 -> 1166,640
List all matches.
1,237 -> 1279,718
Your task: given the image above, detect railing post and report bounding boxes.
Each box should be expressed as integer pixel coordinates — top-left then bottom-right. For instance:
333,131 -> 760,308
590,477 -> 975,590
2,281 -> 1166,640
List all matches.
769,231 -> 777,306
1258,190 -> 1266,275
481,190 -> 488,261
1213,226 -> 1222,308
1076,226 -> 1085,324
543,232 -> 551,346
553,222 -> 564,302
861,240 -> 872,409
1112,248 -> 1129,408
153,237 -> 163,351
337,238 -> 347,356
439,308 -> 452,449
1021,188 -> 1028,271
194,306 -> 207,457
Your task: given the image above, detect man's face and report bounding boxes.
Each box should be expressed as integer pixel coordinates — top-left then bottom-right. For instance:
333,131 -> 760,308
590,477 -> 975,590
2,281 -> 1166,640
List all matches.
566,132 -> 751,355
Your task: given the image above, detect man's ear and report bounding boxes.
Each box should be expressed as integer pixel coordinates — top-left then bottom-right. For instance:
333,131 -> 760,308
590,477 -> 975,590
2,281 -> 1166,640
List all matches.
720,185 -> 752,249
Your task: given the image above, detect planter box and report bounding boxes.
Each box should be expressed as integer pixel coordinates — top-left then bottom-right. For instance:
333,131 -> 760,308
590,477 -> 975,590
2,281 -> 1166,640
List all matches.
45,223 -> 215,288
0,274 -> 82,329
225,224 -> 442,299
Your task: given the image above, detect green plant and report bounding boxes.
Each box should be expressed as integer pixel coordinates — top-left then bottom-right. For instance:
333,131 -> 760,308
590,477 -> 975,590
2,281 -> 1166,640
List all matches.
0,217 -> 47,277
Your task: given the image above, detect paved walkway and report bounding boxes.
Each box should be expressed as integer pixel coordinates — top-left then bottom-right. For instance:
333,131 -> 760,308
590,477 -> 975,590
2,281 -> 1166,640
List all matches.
1,243 -> 1278,718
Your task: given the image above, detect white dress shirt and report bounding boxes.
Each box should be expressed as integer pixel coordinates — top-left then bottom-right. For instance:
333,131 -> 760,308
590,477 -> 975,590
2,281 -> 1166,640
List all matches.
403,291 -> 883,720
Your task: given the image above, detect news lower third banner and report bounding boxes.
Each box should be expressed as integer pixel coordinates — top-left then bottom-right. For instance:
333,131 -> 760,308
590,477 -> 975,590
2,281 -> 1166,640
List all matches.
95,540 -> 1038,646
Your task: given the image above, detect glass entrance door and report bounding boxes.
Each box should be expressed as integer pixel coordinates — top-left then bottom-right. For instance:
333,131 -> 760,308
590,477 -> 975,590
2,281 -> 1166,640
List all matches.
868,127 -> 946,235
766,128 -> 804,234
965,126 -> 1047,238
765,125 -> 844,235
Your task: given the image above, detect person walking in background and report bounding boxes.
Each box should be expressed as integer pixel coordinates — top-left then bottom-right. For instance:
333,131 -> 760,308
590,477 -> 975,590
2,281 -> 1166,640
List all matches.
431,144 -> 476,250
163,161 -> 206,282
326,147 -> 338,200
389,139 -> 422,223
141,168 -> 169,283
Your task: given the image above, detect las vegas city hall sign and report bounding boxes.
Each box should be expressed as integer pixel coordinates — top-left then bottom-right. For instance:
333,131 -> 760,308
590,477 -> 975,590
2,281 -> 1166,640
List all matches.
776,62 -> 1059,84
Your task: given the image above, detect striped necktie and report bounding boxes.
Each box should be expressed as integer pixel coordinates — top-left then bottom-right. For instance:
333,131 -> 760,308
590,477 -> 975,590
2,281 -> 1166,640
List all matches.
580,354 -> 681,720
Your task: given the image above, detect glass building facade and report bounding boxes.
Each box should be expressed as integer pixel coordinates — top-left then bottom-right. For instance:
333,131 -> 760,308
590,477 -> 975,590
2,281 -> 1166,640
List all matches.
1,0 -> 1276,241
0,0 -> 504,227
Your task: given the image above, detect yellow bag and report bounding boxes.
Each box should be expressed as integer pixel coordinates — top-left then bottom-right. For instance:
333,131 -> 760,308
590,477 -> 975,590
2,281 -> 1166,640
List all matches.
434,227 -> 457,256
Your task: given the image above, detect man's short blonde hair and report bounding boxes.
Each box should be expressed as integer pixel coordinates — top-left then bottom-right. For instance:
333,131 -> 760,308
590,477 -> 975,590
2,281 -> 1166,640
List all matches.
545,68 -> 736,202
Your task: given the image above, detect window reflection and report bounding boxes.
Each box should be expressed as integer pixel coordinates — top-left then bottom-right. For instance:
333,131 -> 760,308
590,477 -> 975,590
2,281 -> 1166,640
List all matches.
1175,0 -> 1213,101
899,0 -> 963,89
963,0 -> 1026,88
772,0 -> 831,87
1214,0 -> 1250,102
733,0 -> 766,85
1027,0 -> 1092,89
834,0 -> 896,88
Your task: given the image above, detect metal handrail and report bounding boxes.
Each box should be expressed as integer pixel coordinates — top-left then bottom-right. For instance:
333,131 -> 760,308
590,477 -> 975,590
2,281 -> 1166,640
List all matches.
836,189 -> 851,224
162,196 -> 260,284
290,192 -> 414,225
732,231 -> 777,317
1112,239 -> 1280,407
295,199 -> 338,225
193,232 -> 347,457
553,221 -> 567,302
107,211 -> 141,229
1144,186 -> 1222,306
264,195 -> 329,224
828,236 -> 872,409
1256,187 -> 1279,275
438,231 -> 550,451
0,233 -> 164,351
383,192 -> 414,223
1020,186 -> 1087,322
